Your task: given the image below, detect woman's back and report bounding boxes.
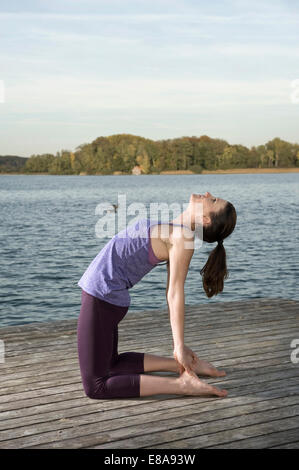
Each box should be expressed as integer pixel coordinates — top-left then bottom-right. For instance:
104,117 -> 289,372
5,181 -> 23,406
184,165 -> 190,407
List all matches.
78,217 -> 190,307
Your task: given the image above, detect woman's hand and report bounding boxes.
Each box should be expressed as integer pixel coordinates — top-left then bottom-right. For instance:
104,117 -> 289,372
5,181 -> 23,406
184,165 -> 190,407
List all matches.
173,344 -> 198,375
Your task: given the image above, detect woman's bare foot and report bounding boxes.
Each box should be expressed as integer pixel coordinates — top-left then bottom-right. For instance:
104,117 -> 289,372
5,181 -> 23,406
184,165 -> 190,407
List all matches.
178,370 -> 228,397
192,358 -> 226,378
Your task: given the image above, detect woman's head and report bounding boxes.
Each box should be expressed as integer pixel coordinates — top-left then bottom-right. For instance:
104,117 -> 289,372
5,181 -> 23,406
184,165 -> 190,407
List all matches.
189,192 -> 237,298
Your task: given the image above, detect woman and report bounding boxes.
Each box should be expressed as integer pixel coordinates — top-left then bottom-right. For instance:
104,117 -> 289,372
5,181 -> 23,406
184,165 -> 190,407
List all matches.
77,192 -> 237,399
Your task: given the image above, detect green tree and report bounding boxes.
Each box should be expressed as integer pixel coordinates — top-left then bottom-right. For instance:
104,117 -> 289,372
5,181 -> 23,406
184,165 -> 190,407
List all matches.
24,153 -> 55,173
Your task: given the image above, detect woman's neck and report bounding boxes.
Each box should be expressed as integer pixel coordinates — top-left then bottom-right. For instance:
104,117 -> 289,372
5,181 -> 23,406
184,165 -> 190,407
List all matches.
170,210 -> 195,231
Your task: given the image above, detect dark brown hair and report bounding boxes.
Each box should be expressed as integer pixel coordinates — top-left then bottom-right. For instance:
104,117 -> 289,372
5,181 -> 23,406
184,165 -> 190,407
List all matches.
200,201 -> 237,298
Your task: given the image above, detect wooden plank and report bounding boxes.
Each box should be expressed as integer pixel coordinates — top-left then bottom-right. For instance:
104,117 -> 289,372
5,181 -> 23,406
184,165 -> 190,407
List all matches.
0,344 -> 291,381
208,427 -> 299,449
271,440 -> 299,449
2,322 -> 296,367
1,298 -> 297,341
0,376 -> 298,427
148,417 -> 299,450
4,318 -> 298,356
0,343 -> 293,384
0,360 -> 296,398
1,395 -> 299,449
3,307 -> 298,348
0,382 -> 298,434
33,405 -> 299,449
0,351 -> 291,393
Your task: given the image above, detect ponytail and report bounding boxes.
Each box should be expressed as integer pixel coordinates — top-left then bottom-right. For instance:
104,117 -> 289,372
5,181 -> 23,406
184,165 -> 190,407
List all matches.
200,240 -> 228,298
200,201 -> 237,298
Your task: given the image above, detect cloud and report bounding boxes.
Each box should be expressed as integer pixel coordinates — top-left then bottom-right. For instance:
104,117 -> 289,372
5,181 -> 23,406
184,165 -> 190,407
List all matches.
5,76 -> 292,113
29,27 -> 142,45
165,43 -> 299,58
2,11 -> 295,24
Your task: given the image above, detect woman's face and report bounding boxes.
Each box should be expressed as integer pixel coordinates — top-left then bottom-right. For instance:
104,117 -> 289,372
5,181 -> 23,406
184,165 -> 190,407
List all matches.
190,192 -> 227,224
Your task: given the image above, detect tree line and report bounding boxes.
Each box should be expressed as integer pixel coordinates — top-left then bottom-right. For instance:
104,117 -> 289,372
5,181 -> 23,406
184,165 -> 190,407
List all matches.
0,156 -> 28,173
4,134 -> 299,174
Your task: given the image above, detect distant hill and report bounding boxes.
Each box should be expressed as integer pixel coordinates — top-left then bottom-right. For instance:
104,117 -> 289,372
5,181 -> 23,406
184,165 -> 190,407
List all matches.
0,155 -> 28,173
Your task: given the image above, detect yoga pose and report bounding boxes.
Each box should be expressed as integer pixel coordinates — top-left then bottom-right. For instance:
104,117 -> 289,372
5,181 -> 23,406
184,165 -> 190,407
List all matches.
77,192 -> 237,399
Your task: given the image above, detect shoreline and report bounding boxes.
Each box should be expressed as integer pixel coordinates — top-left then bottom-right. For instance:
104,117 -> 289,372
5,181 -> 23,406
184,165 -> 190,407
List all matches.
201,167 -> 299,174
0,167 -> 299,176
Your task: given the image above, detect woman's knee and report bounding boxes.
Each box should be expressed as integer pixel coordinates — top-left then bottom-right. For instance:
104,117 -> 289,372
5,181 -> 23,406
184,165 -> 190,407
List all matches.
82,376 -> 109,399
81,373 -> 140,399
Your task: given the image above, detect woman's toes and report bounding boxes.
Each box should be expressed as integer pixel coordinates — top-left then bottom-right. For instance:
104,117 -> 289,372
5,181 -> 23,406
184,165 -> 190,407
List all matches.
206,368 -> 226,377
215,387 -> 228,397
195,359 -> 226,378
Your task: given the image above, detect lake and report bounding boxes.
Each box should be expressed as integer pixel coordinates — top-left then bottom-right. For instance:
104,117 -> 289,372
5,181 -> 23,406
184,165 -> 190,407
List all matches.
0,173 -> 298,326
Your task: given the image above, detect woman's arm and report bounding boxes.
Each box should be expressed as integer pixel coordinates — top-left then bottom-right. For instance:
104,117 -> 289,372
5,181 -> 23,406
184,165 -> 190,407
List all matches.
166,261 -> 170,317
166,228 -> 194,370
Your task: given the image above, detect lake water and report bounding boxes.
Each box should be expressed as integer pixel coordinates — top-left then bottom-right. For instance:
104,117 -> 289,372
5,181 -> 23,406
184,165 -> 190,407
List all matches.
0,173 -> 298,326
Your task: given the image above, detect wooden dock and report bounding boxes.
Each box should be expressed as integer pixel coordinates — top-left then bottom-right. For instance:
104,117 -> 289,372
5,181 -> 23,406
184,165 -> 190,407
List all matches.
0,298 -> 298,449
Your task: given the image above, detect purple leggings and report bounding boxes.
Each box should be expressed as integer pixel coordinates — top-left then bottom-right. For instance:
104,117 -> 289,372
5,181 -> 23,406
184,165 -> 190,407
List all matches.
77,290 -> 144,399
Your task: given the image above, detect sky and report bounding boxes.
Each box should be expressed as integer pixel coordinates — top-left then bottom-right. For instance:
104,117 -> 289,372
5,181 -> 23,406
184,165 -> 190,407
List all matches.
1,0 -> 299,157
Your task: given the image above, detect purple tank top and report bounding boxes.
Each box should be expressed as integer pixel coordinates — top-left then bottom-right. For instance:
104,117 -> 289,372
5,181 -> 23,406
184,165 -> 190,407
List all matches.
78,217 -> 188,307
